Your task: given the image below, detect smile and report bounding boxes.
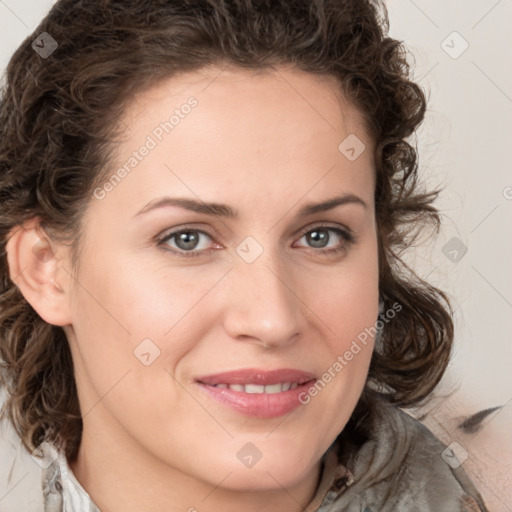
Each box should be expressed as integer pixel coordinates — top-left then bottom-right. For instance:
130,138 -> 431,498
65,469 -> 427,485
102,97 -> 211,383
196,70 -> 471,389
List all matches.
195,368 -> 316,418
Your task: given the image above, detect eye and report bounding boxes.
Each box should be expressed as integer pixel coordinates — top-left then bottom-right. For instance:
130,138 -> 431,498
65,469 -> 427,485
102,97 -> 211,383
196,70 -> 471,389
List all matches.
294,224 -> 355,255
158,228 -> 217,258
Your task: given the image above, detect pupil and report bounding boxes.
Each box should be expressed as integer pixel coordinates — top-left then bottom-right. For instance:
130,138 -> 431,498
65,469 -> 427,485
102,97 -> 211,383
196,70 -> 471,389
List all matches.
308,230 -> 328,248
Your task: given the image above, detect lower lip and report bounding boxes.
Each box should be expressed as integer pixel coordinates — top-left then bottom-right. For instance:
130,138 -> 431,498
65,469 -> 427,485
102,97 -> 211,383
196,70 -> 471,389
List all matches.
197,382 -> 315,418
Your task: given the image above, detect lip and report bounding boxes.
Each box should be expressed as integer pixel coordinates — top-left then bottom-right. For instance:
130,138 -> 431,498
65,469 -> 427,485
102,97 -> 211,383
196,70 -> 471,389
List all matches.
195,368 -> 317,418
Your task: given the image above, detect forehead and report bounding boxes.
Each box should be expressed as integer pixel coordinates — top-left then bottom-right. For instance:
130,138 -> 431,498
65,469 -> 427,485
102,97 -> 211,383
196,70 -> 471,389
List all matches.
95,65 -> 375,217
126,64 -> 370,146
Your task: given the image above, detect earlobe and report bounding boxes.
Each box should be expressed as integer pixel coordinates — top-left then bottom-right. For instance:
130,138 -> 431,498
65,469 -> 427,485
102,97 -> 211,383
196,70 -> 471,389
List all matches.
5,218 -> 72,326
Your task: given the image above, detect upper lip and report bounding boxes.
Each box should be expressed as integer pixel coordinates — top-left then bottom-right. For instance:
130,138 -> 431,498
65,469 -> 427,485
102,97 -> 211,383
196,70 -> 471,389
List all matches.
195,368 -> 316,386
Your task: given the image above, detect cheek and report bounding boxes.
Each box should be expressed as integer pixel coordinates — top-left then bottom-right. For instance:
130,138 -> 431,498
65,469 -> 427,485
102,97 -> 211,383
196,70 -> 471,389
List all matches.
67,258 -> 215,435
294,261 -> 379,415
68,254 -> 230,391
302,251 -> 379,397
300,254 -> 379,349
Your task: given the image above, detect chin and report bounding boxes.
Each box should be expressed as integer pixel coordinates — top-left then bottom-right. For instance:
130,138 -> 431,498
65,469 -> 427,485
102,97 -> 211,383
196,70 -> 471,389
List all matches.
197,441 -> 319,492
215,463 -> 312,492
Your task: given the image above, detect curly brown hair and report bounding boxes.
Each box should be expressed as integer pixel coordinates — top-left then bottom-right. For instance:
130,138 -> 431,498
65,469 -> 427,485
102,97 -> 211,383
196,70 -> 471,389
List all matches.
0,0 -> 453,463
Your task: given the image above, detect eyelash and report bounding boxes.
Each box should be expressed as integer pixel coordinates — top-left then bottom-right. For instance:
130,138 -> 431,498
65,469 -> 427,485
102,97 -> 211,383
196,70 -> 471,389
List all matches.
157,223 -> 356,259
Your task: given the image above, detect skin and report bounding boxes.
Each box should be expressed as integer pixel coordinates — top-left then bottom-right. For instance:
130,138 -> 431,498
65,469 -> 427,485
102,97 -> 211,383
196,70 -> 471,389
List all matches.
7,65 -> 380,512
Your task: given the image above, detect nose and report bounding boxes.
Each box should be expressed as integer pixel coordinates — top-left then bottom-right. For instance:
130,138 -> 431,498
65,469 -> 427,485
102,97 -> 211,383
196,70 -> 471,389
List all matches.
222,252 -> 303,349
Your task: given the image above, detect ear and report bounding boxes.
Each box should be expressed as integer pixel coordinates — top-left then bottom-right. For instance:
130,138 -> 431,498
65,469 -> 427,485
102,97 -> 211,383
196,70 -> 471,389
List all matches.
5,218 -> 73,326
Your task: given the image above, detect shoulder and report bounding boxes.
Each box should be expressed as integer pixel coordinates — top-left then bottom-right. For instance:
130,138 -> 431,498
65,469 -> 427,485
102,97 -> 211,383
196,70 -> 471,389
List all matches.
326,399 -> 489,512
390,404 -> 488,511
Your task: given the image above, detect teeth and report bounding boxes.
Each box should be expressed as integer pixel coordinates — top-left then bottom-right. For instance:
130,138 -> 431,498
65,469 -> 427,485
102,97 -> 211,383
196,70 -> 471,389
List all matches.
245,384 -> 265,394
212,382 -> 299,393
264,384 -> 283,394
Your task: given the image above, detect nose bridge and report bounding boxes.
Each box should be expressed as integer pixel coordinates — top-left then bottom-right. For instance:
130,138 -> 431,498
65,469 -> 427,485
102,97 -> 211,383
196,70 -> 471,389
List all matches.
223,242 -> 301,346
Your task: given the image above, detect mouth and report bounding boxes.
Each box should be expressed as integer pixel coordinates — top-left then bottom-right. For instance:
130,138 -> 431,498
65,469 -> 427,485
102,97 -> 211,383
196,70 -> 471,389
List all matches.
194,368 -> 317,418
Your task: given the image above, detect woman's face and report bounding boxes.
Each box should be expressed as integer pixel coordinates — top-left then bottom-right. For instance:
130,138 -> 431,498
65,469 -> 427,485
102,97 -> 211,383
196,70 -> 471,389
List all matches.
64,65 -> 379,494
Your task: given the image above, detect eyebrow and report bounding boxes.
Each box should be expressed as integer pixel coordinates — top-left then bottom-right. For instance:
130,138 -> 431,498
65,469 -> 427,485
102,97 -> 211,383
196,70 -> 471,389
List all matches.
134,193 -> 368,219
